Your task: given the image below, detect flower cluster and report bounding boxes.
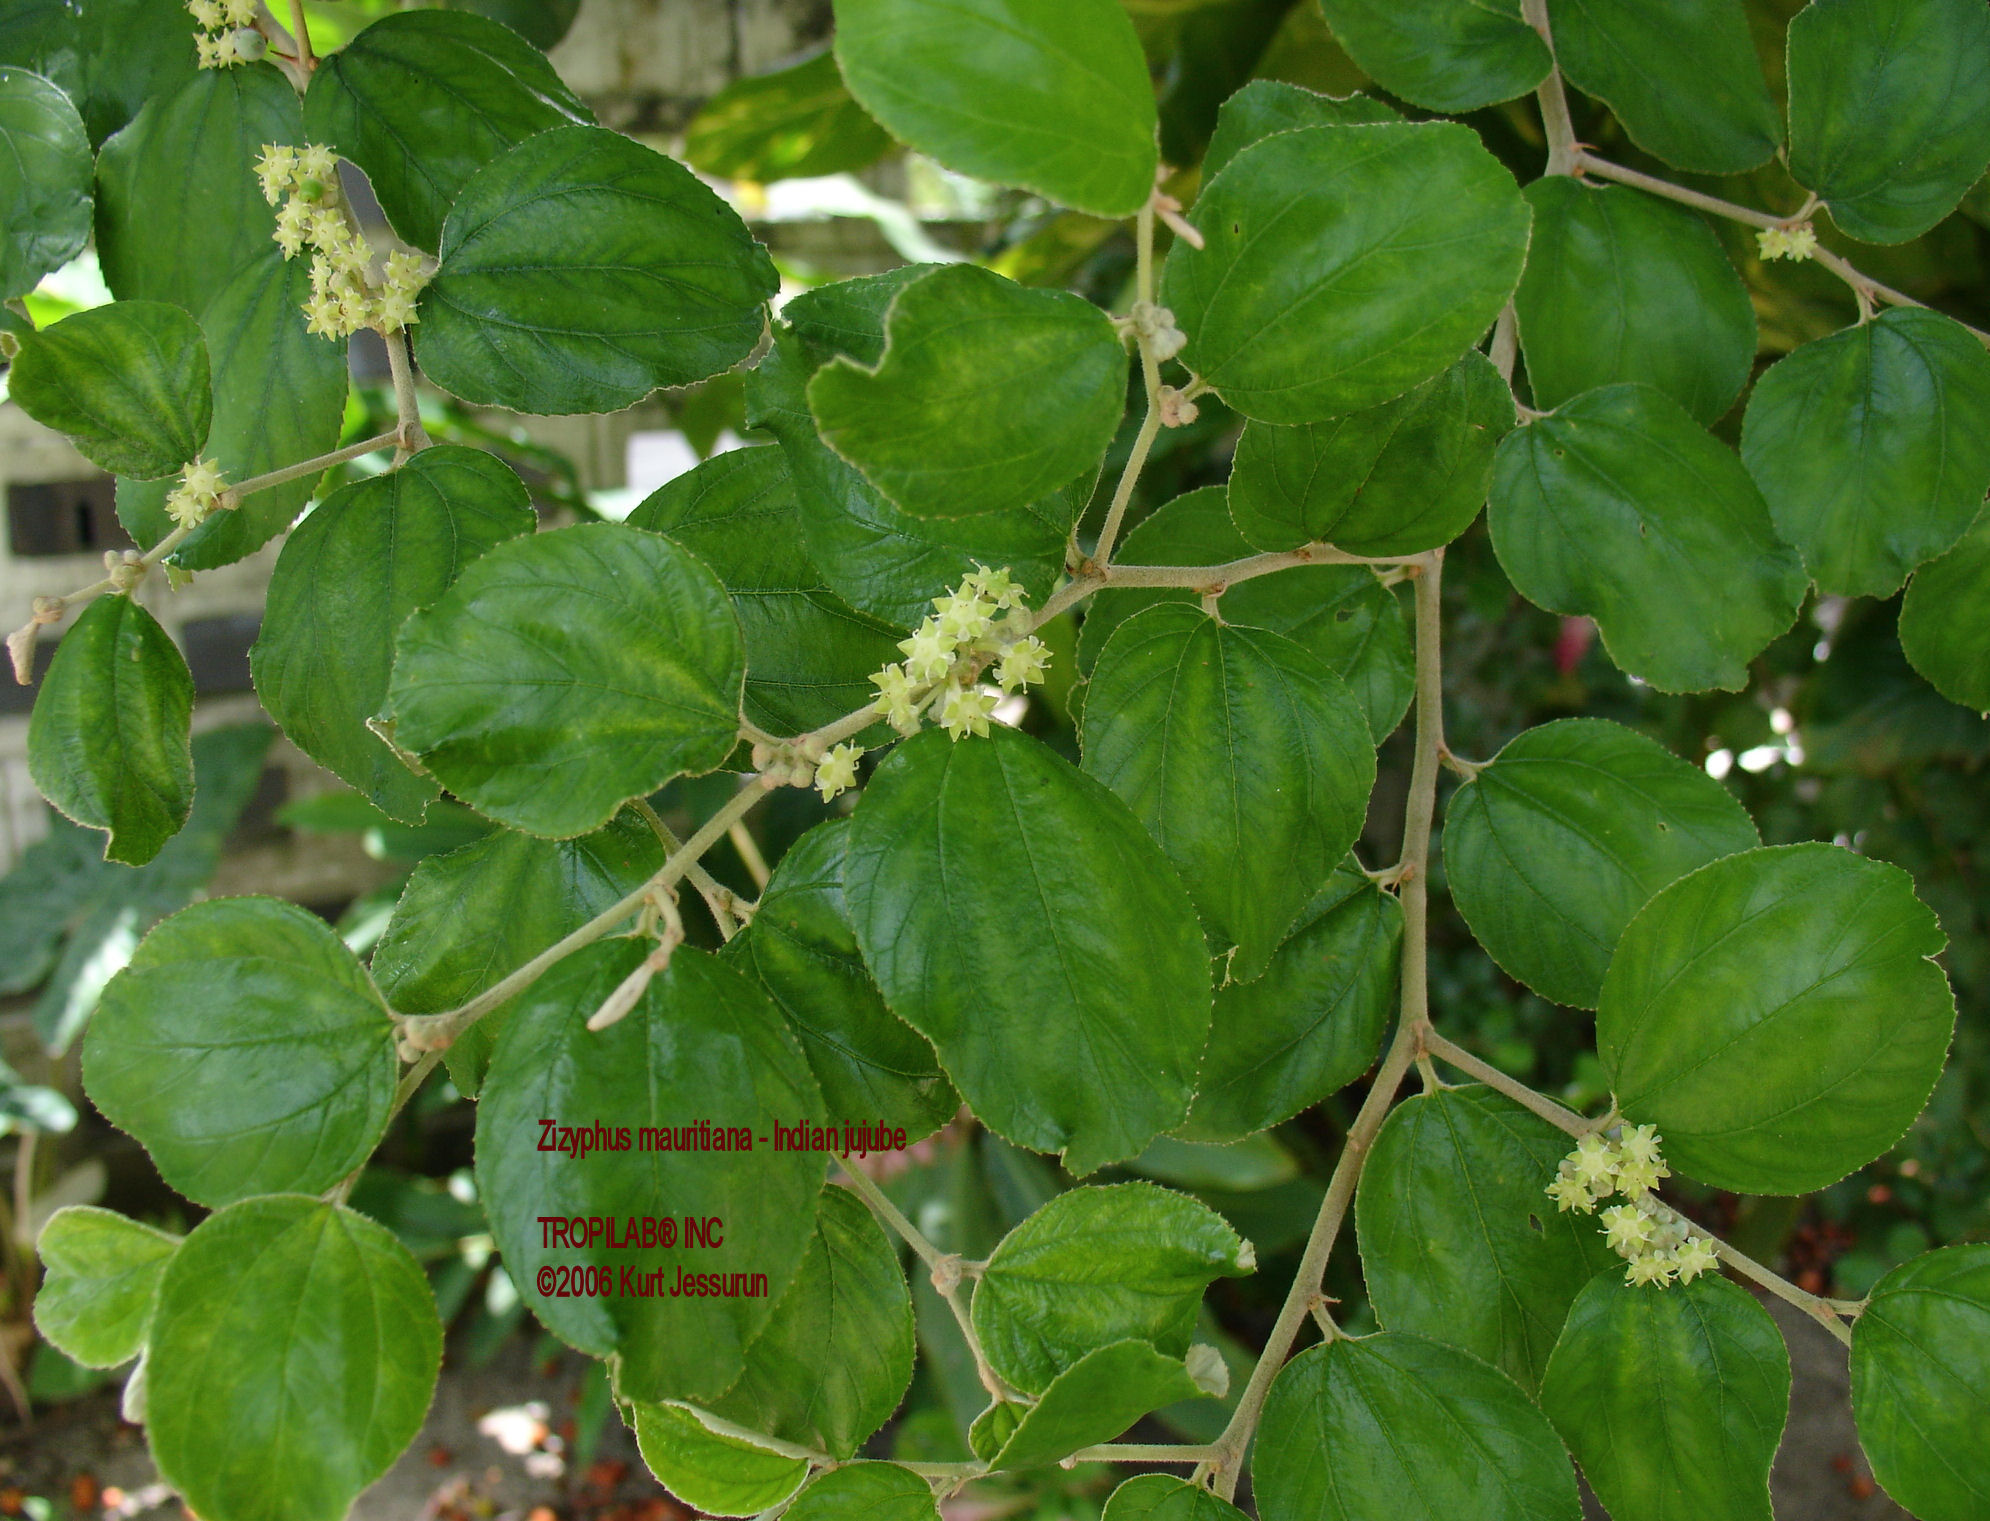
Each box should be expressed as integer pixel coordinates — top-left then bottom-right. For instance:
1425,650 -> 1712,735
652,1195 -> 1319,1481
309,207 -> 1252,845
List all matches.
165,457 -> 230,531
868,566 -> 1049,741
257,145 -> 430,339
1757,222 -> 1820,262
1546,1124 -> 1718,1288
189,0 -> 259,67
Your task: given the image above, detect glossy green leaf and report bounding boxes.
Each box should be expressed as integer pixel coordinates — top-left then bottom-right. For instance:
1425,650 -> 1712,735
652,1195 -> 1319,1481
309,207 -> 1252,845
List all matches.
94,63 -> 300,315
808,264 -> 1124,520
1077,488 -> 1416,742
1104,1475 -> 1252,1521
83,897 -> 398,1205
0,66 -> 91,297
1540,1272 -> 1789,1521
1083,603 -> 1374,978
845,726 -> 1211,1175
1516,178 -> 1756,424
831,0 -> 1157,217
303,9 -> 593,252
253,447 -> 535,824
1356,1087 -> 1618,1394
1444,718 -> 1760,1009
417,125 -> 777,414
1257,1333 -> 1580,1521
1227,351 -> 1511,556
972,1182 -> 1251,1395
785,1464 -> 941,1521
0,0 -> 195,148
1788,0 -> 1990,244
386,522 -> 745,838
1202,81 -> 1400,183
683,50 -> 892,184
1162,122 -> 1529,423
1551,0 -> 1781,174
1313,0 -> 1548,113
31,1205 -> 179,1368
369,812 -> 665,1095
27,595 -> 193,867
710,1184 -> 913,1456
721,820 -> 958,1140
1901,513 -> 1990,714
747,321 -> 1069,628
1852,1244 -> 1990,1521
1742,309 -> 1990,597
992,1340 -> 1209,1469
627,446 -> 903,733
1488,384 -> 1807,693
633,1403 -> 808,1516
118,250 -> 350,568
1598,843 -> 1955,1195
9,300 -> 209,479
445,0 -> 580,49
475,943 -> 825,1402
1182,864 -> 1400,1142
146,1197 -> 441,1521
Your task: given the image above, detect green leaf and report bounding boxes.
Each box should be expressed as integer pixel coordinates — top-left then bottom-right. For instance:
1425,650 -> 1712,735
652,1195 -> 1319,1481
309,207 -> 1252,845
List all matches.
9,300 -> 209,479
1105,1475 -> 1252,1521
146,1197 -> 441,1521
972,1182 -> 1251,1395
1444,718 -> 1760,1009
1202,81 -> 1400,183
845,727 -> 1211,1175
0,811 -> 109,997
1516,178 -> 1756,425
303,9 -> 593,253
1226,351 -> 1511,556
386,522 -> 745,838
0,0 -> 196,148
748,321 -> 1068,628
683,50 -> 892,184
721,820 -> 958,1140
117,250 -> 350,568
1788,0 -> 1990,244
444,0 -> 580,50
1551,0 -> 1781,174
1741,309 -> 1990,597
474,943 -> 826,1402
1255,1334 -> 1581,1521
1488,384 -> 1807,693
831,0 -> 1157,217
1598,843 -> 1955,1195
1313,0 -> 1549,113
786,1464 -> 941,1521
94,63 -> 300,315
1356,1087 -> 1618,1395
1077,488 -> 1416,742
83,896 -> 399,1205
992,1340 -> 1210,1468
807,264 -> 1124,520
1901,513 -> 1990,714
710,1184 -> 914,1456
27,595 -> 193,867
252,447 -> 534,825
633,1403 -> 808,1515
1082,603 -> 1375,978
1162,122 -> 1529,423
627,446 -> 903,734
1540,1272 -> 1789,1521
1852,1245 -> 1990,1521
1182,864 -> 1400,1142
369,812 -> 665,1095
417,125 -> 777,414
0,66 -> 91,298
30,1205 -> 178,1369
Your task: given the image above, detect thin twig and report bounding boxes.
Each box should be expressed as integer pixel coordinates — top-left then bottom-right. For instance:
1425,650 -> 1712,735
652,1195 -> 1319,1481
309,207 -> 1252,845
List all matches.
384,329 -> 431,460
1424,1030 -> 1595,1136
1090,194 -> 1164,569
286,0 -> 314,70
630,798 -> 740,939
1520,0 -> 1580,175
